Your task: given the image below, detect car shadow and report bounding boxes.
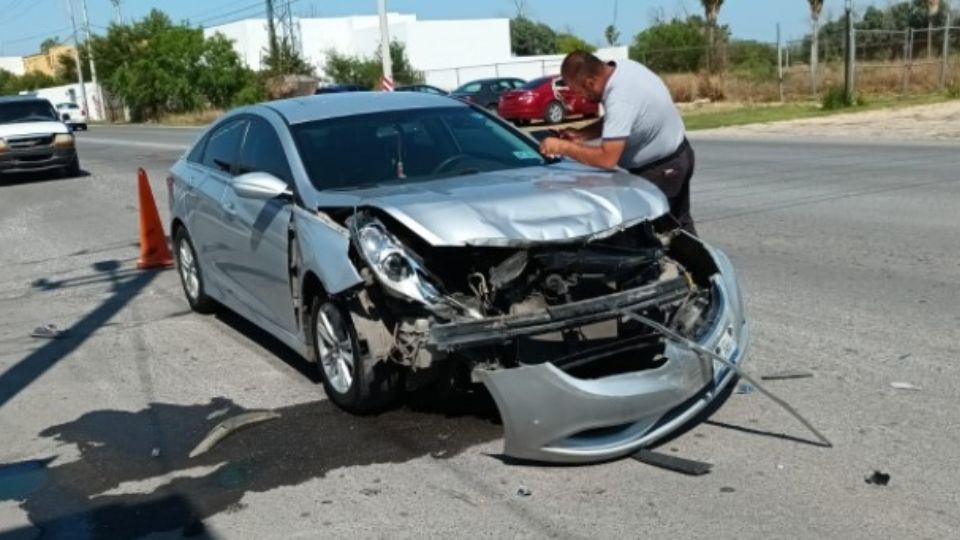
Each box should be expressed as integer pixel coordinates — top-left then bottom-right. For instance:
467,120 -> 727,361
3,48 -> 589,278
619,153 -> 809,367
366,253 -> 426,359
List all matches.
0,168 -> 91,186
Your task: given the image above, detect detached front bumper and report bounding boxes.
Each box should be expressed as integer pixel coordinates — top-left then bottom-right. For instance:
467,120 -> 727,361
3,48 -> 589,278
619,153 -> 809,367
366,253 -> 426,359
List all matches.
471,247 -> 749,464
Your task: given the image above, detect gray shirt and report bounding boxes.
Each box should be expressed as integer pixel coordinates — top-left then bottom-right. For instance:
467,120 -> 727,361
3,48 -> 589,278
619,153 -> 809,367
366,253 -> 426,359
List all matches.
602,59 -> 686,169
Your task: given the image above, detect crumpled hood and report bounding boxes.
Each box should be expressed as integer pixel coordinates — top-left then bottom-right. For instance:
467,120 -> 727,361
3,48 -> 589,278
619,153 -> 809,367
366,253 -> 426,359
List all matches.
0,121 -> 69,139
316,162 -> 668,246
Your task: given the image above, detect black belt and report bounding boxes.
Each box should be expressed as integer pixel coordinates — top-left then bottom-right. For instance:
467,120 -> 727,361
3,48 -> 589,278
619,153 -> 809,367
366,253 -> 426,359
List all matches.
628,138 -> 690,176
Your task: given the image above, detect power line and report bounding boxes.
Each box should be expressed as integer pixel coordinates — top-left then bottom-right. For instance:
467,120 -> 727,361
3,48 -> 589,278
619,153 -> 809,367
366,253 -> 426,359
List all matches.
2,26 -> 72,45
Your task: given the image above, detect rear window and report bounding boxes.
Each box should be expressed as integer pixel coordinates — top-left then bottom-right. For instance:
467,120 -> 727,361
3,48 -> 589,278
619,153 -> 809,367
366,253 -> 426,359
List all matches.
293,106 -> 547,191
0,100 -> 58,124
521,77 -> 551,90
454,82 -> 481,93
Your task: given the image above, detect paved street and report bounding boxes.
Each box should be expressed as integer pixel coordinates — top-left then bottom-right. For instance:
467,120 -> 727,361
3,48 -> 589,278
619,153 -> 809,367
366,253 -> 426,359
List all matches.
1,125 -> 958,538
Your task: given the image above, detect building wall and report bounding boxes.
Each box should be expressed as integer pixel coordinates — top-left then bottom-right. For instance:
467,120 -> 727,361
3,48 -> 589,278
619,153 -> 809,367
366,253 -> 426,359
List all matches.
422,47 -> 630,91
0,56 -> 25,76
24,82 -> 105,121
206,14 -> 510,85
23,45 -> 76,77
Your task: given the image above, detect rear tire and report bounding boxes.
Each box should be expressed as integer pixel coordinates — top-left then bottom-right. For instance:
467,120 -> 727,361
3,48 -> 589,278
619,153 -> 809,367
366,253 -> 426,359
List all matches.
310,295 -> 401,413
174,228 -> 216,314
544,101 -> 565,125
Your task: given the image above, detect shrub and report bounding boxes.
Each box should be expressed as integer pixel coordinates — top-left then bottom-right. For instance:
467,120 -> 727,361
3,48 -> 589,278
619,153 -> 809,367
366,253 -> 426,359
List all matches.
821,87 -> 865,110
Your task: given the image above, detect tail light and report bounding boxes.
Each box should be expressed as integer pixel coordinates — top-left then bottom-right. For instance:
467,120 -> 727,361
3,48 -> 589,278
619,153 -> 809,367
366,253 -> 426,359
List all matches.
518,92 -> 535,103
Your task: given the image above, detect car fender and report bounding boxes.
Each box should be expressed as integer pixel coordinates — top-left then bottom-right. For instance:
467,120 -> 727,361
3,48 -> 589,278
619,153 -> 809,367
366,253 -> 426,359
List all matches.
293,206 -> 363,296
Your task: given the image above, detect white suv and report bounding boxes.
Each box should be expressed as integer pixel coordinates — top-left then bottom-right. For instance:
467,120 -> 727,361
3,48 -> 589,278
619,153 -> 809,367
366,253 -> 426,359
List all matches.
56,102 -> 88,131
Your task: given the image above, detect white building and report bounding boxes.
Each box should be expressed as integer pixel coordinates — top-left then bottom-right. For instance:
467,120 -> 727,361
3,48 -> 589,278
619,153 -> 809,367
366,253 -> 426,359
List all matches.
0,56 -> 25,76
205,13 -> 511,86
206,12 -> 628,91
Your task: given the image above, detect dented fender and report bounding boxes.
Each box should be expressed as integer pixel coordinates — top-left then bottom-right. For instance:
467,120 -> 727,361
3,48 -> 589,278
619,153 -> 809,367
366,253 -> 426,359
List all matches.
293,206 -> 363,295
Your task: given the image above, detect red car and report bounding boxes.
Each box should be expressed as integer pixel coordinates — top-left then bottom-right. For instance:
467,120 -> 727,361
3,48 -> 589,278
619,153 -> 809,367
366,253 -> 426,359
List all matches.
498,75 -> 599,125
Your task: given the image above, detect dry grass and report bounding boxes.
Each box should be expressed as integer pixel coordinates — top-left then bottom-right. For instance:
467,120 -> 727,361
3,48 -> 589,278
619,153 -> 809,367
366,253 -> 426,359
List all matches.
662,58 -> 960,103
156,109 -> 225,126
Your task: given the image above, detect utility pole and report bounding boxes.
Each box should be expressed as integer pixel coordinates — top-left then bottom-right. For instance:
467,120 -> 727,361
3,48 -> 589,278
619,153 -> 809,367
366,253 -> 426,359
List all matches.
266,0 -> 279,65
80,0 -> 102,121
843,0 -> 855,103
378,0 -> 393,91
777,23 -> 784,102
65,0 -> 89,118
941,10 -> 951,88
110,0 -> 123,24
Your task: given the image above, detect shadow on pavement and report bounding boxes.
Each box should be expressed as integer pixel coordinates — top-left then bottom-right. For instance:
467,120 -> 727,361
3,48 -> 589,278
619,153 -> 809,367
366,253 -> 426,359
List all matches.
0,396 -> 501,539
0,262 -> 160,409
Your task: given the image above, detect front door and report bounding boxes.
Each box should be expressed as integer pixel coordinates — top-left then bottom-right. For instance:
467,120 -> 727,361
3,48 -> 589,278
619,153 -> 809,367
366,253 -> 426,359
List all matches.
218,117 -> 298,333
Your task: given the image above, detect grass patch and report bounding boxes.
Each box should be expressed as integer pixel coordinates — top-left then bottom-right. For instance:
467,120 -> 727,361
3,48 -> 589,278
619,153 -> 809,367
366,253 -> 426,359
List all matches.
683,92 -> 956,130
156,109 -> 224,126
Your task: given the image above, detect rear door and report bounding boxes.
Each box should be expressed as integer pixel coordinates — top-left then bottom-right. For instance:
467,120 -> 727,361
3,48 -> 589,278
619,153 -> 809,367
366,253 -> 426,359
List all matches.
217,116 -> 298,333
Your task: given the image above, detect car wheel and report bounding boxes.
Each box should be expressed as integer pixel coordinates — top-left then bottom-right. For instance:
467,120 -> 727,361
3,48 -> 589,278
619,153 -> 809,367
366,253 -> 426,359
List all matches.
174,227 -> 216,313
544,101 -> 565,125
62,155 -> 81,178
310,296 -> 401,413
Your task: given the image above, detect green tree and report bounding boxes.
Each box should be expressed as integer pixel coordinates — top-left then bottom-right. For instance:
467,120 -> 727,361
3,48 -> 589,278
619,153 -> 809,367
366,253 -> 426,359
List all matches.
604,24 -> 620,47
324,42 -> 422,88
55,45 -> 91,83
629,17 -> 710,73
556,32 -> 596,54
701,0 -> 725,72
40,37 -> 61,53
510,16 -> 557,55
262,37 -> 315,76
91,9 -> 259,120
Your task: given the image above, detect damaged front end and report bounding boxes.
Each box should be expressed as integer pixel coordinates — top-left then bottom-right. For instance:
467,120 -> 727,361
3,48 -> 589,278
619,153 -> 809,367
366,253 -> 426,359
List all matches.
343,209 -> 748,464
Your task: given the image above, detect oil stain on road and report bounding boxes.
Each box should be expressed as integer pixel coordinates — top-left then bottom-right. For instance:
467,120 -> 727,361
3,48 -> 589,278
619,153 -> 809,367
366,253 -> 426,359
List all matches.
0,394 -> 502,539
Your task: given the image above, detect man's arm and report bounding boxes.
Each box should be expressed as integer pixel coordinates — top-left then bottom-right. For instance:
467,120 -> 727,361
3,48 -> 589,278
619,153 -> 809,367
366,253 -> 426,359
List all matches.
539,137 -> 625,170
561,118 -> 603,141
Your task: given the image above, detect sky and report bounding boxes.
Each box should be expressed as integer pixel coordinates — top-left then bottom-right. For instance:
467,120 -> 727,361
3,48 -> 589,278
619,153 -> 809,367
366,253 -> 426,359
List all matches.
0,0 -> 880,57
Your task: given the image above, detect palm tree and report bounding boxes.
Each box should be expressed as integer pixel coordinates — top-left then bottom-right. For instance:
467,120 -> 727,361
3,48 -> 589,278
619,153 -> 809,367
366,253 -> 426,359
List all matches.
928,0 -> 941,59
808,0 -> 824,95
701,0 -> 724,72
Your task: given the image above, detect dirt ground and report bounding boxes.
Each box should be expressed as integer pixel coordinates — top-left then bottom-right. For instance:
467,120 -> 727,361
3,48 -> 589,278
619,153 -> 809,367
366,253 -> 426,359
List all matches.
698,100 -> 960,141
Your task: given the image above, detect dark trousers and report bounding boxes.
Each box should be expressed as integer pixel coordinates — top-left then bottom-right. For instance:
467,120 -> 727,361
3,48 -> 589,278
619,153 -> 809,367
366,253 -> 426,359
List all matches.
628,138 -> 696,235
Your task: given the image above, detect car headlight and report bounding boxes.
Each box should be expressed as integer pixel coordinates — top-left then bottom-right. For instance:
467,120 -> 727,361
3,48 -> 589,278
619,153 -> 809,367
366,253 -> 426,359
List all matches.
0,138 -> 7,154
53,133 -> 75,148
353,220 -> 442,305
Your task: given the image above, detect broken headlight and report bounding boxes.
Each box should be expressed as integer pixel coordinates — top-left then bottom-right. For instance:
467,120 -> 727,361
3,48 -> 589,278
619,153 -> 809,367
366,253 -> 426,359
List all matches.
353,219 -> 442,305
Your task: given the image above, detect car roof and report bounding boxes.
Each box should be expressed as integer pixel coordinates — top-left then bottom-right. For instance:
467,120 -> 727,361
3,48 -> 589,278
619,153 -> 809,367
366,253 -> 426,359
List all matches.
0,96 -> 49,104
253,91 -> 469,125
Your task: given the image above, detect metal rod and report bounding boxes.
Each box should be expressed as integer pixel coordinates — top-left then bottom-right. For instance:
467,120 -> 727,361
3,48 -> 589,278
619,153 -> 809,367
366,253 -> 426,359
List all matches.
942,13 -> 952,88
777,23 -> 784,102
80,0 -> 102,122
65,0 -> 89,120
378,0 -> 393,90
844,3 -> 854,102
621,309 -> 834,448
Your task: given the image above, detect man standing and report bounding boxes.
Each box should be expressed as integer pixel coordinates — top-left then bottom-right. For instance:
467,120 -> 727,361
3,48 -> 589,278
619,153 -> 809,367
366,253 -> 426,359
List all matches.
539,51 -> 697,235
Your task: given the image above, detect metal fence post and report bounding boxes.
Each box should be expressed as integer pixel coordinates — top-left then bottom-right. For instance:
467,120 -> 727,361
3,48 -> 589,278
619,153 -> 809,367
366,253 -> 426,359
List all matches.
901,30 -> 911,94
942,14 -> 952,88
455,68 -> 461,87
777,23 -> 784,102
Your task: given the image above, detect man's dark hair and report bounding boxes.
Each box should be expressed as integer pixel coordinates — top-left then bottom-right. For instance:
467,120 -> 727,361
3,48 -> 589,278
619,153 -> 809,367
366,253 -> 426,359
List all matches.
561,51 -> 606,82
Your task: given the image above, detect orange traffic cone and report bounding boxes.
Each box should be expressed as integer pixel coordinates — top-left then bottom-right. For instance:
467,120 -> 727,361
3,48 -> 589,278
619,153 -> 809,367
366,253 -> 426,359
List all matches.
136,167 -> 174,270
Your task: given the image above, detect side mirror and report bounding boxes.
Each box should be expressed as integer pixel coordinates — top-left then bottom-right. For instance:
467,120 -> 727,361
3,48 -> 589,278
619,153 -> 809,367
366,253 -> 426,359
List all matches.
233,172 -> 292,200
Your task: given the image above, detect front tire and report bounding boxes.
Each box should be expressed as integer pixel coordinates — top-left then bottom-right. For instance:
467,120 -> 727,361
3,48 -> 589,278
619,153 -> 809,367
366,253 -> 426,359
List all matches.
62,155 -> 80,178
544,101 -> 565,125
174,228 -> 216,313
310,296 -> 400,413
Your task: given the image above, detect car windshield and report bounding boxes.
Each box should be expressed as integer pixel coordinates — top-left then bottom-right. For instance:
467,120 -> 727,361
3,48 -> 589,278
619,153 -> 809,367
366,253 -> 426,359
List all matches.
521,77 -> 551,90
294,106 -> 548,191
0,101 -> 58,124
57,103 -> 77,109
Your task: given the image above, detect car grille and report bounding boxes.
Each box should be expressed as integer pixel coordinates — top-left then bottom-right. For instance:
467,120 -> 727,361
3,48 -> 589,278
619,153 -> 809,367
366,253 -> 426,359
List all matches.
8,135 -> 55,149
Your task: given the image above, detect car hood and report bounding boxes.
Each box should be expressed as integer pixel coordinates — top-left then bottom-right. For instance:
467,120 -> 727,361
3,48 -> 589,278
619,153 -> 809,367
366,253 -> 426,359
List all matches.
0,121 -> 69,138
315,162 -> 669,247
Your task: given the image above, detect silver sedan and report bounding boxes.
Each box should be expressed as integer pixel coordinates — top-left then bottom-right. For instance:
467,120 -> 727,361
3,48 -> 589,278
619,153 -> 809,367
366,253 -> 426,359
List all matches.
168,92 -> 748,463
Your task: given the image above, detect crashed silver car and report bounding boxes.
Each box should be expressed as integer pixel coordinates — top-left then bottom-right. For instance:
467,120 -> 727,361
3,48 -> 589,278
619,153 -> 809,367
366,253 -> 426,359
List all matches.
168,92 -> 748,463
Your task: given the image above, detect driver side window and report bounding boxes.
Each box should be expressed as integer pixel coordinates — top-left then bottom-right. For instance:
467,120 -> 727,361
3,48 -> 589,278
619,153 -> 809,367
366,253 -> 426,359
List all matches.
237,117 -> 293,184
201,119 -> 247,175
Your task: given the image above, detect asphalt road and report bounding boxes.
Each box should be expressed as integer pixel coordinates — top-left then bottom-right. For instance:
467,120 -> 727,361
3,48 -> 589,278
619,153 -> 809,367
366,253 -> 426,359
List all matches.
1,125 -> 958,539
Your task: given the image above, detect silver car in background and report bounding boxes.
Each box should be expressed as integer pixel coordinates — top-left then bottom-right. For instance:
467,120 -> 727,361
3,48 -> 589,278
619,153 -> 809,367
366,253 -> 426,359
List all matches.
168,92 -> 748,463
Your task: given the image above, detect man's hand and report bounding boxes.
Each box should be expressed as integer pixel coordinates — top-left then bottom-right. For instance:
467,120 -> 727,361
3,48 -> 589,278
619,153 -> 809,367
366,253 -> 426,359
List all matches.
539,136 -> 569,157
